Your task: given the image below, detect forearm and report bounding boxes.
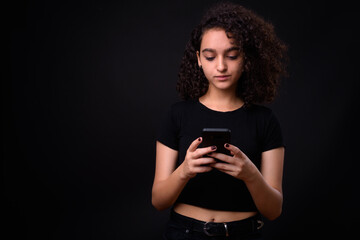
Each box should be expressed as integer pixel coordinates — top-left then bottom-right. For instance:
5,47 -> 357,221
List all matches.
152,165 -> 189,211
245,168 -> 283,220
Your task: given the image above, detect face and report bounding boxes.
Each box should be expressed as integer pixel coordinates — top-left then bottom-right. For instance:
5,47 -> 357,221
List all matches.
197,28 -> 244,93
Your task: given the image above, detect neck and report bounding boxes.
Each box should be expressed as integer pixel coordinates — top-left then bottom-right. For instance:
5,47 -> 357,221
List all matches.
199,87 -> 243,112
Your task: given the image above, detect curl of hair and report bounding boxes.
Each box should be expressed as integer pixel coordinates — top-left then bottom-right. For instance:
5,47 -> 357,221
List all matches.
177,1 -> 288,105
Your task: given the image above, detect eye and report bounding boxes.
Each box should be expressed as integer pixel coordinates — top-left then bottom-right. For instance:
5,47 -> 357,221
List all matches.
228,55 -> 238,60
205,57 -> 215,61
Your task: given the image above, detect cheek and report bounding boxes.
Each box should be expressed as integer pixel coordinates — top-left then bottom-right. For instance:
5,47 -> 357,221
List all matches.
201,66 -> 213,81
232,62 -> 244,76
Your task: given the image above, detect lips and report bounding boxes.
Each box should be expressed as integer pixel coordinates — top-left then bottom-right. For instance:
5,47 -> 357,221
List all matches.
214,75 -> 231,80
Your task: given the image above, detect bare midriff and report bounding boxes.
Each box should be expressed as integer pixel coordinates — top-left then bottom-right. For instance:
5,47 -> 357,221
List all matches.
173,203 -> 257,223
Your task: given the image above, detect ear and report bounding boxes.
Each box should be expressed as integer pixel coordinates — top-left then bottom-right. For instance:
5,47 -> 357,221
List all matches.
196,51 -> 202,68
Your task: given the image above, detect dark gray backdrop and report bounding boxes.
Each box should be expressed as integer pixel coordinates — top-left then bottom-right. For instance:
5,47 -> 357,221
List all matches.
5,0 -> 359,239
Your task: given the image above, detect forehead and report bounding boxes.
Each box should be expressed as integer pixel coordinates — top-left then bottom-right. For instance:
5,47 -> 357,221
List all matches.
200,28 -> 237,51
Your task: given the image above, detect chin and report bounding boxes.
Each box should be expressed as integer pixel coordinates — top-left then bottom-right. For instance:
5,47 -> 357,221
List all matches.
213,82 -> 236,90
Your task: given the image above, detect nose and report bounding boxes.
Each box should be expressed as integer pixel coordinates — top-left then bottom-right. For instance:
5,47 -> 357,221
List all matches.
216,56 -> 227,72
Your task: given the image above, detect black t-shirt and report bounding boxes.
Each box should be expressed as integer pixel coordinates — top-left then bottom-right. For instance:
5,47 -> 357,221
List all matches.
157,99 -> 284,211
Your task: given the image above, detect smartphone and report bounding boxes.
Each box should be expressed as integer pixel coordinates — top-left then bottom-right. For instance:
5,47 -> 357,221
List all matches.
201,128 -> 231,156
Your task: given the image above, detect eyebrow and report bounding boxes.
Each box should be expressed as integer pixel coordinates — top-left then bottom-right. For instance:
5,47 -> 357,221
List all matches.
201,47 -> 240,53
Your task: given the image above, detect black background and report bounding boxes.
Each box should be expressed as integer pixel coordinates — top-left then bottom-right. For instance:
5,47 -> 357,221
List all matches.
4,0 -> 360,239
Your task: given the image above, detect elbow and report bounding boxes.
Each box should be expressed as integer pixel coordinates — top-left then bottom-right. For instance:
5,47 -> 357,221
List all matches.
151,190 -> 170,211
261,197 -> 283,220
264,192 -> 283,221
266,207 -> 282,221
151,198 -> 171,211
263,202 -> 282,221
151,191 -> 161,210
151,197 -> 167,211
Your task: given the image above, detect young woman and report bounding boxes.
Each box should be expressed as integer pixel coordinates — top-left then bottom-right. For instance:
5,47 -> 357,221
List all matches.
152,1 -> 288,239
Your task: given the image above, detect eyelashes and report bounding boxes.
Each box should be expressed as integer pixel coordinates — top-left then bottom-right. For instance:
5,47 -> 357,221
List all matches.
205,56 -> 239,61
228,56 -> 238,60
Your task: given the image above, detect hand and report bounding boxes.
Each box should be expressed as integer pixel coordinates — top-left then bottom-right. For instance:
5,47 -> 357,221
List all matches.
180,137 -> 217,180
209,143 -> 257,181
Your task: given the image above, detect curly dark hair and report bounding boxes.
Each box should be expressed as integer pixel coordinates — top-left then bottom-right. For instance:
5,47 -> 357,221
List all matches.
177,1 -> 288,105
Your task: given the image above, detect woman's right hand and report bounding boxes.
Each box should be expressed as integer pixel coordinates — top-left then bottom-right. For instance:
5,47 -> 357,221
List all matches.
180,137 -> 217,180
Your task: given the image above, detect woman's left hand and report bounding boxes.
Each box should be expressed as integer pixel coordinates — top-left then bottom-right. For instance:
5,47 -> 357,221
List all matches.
209,143 -> 257,182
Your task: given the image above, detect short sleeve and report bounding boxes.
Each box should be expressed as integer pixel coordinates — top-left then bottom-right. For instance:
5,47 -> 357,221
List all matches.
156,105 -> 180,151
262,111 -> 285,152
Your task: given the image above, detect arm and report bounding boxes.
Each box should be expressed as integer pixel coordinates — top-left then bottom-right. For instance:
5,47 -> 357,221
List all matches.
210,145 -> 284,220
151,139 -> 217,211
244,148 -> 284,220
151,141 -> 187,211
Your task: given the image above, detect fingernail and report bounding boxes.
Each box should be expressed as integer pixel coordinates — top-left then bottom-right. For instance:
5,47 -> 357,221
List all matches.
211,146 -> 217,150
198,137 -> 201,141
225,143 -> 229,148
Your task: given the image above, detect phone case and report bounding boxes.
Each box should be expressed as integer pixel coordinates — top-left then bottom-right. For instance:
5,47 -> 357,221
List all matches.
202,128 -> 231,155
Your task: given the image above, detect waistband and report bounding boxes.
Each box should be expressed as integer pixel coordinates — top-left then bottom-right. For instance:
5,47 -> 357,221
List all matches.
170,209 -> 264,237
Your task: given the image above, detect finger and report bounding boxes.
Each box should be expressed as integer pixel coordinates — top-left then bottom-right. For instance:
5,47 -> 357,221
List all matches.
193,166 -> 213,173
224,143 -> 245,157
193,146 -> 217,158
210,162 -> 234,172
188,137 -> 203,152
208,152 -> 234,164
193,157 -> 216,166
